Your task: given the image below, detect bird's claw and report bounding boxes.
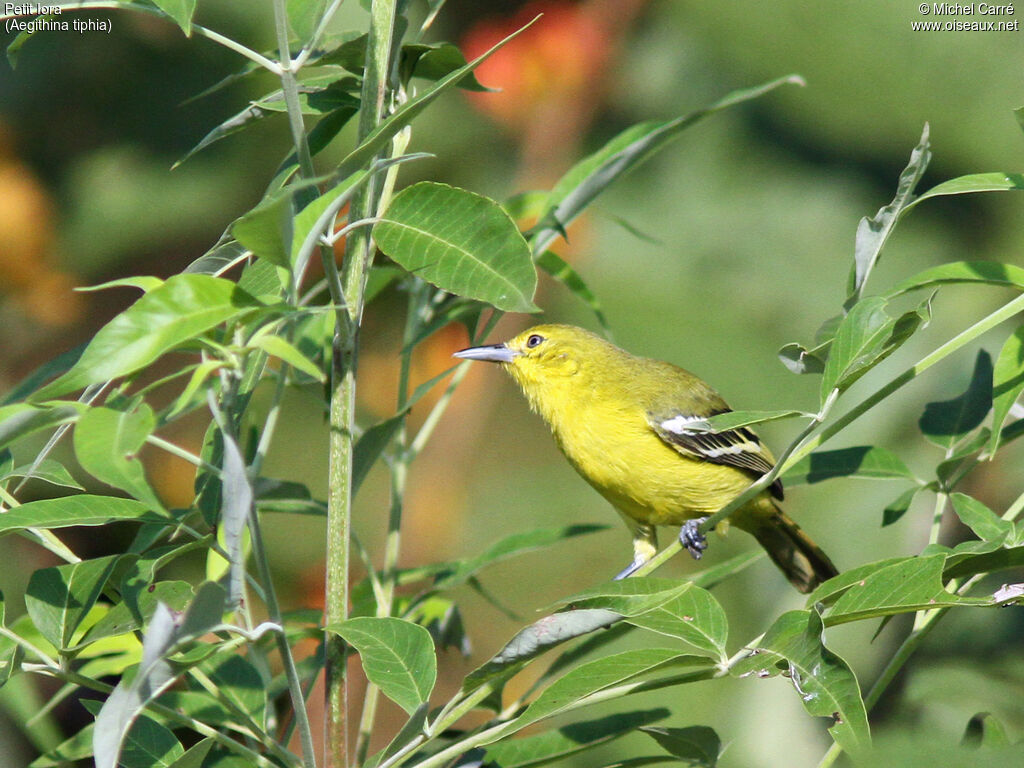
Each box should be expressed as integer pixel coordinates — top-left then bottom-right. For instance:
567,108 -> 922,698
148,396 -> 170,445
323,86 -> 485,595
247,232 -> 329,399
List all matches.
679,518 -> 709,560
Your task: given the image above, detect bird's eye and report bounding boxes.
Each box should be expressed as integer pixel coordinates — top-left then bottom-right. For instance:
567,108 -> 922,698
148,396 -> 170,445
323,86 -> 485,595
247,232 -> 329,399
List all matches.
526,334 -> 544,349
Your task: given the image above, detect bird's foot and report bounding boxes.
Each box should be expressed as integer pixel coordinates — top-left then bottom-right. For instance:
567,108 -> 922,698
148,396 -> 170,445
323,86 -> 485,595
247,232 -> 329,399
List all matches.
614,557 -> 646,580
679,518 -> 709,560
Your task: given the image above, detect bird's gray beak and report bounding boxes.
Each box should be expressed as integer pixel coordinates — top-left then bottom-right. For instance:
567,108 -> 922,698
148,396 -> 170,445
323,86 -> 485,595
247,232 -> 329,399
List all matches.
453,343 -> 518,363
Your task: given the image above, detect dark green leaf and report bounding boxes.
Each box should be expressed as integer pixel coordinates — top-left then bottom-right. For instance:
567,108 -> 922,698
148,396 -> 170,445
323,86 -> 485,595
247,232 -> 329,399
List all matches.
784,446 -> 916,485
73,405 -> 163,511
330,617 -> 436,714
33,275 -> 264,399
152,0 -> 196,35
232,194 -> 294,269
375,182 -> 537,312
483,710 -> 669,768
989,326 -> 1024,455
942,544 -> 1024,580
536,250 -> 612,336
919,350 -> 993,450
882,486 -> 920,527
406,42 -> 490,91
640,725 -> 721,767
203,654 -> 265,725
0,496 -> 169,537
165,739 -> 215,768
25,555 -> 120,650
117,714 -> 183,768
951,494 -> 1012,542
888,260 -> 1024,297
337,18 -> 539,176
847,123 -> 930,304
531,75 -> 803,255
962,712 -> 1012,750
732,609 -> 870,758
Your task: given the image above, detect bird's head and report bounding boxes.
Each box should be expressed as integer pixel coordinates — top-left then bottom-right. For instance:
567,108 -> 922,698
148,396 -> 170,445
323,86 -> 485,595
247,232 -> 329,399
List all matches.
454,324 -> 612,400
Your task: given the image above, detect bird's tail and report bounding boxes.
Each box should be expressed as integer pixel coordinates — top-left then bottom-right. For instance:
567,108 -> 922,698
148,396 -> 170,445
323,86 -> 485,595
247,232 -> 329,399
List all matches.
739,500 -> 838,593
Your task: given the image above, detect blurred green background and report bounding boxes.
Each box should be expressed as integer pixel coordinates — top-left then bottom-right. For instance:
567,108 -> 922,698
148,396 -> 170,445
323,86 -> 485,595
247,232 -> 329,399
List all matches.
2,1 -> 1024,766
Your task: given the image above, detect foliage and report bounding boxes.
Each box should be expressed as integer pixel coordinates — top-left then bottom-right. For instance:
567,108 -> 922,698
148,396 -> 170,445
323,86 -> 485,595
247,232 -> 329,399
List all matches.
0,2 -> 1022,768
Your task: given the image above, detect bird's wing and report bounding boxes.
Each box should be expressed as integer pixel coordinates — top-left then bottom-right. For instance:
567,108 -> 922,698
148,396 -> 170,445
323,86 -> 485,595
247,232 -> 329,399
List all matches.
648,410 -> 784,500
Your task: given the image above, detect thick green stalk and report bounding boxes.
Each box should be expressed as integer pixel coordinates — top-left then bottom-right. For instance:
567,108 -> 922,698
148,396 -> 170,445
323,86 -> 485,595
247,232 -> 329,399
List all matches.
326,3 -> 401,767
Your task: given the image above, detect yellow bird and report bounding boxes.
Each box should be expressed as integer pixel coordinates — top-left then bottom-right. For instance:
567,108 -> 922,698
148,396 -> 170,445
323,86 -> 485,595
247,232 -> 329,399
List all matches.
455,324 -> 837,592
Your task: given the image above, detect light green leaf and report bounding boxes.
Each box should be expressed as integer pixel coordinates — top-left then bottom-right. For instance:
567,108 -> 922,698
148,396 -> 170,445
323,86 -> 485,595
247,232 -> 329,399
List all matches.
374,182 -> 537,312
166,360 -> 224,419
0,459 -> 83,490
784,446 -> 917,485
531,75 -> 804,255
919,350 -> 993,451
152,0 -> 196,35
732,609 -> 870,759
950,494 -> 1013,542
906,172 -> 1024,212
549,578 -> 698,618
820,556 -> 989,624
684,410 -> 805,433
482,710 -> 669,768
33,275 -> 264,400
989,326 -> 1024,455
847,123 -> 930,304
962,711 -> 1013,750
626,584 -> 728,661
640,725 -> 721,767
536,250 -> 612,336
0,404 -> 79,452
232,194 -> 294,269
0,496 -> 168,537
287,0 -> 327,41
76,276 -> 164,293
330,617 -> 437,715
25,555 -> 120,650
250,333 -> 325,382
73,405 -> 163,511
888,260 -> 1024,298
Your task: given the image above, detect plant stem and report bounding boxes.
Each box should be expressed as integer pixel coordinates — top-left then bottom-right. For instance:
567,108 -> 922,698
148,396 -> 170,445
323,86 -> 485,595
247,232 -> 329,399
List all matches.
325,3 -> 401,767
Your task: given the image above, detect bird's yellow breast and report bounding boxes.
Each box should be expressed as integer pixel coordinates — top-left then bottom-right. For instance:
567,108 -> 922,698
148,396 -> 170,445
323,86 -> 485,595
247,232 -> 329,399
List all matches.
527,376 -> 755,526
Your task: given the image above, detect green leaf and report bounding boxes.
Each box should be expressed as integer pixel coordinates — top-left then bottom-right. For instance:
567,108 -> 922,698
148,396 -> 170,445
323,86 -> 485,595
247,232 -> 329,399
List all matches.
847,123 -> 930,304
232,195 -> 294,269
353,414 -> 405,496
117,714 -> 184,768
625,584 -> 728,661
0,404 -> 79,452
888,260 -> 1024,297
73,405 -> 163,511
203,654 -> 266,725
0,459 -> 83,490
943,543 -> 1024,580
250,333 -> 325,382
684,410 -> 805,434
513,649 -> 712,732
778,342 -> 826,375
152,0 -> 196,35
374,182 -> 537,312
165,740 -> 215,768
784,446 -> 916,485
732,609 -> 870,759
367,704 -> 429,768
989,326 -> 1024,455
950,494 -> 1013,542
882,486 -> 920,527
33,275 -> 264,400
531,75 -> 804,255
482,710 -> 670,768
908,172 -> 1024,212
919,350 -> 993,450
821,556 -> 989,624
337,17 -> 540,176
536,250 -> 612,337
330,617 -> 436,714
433,525 -> 606,591
962,712 -> 1013,750
405,42 -> 490,91
25,555 -> 120,650
0,496 -> 168,537
550,578 -> 702,619
640,725 -> 721,767
77,276 -> 164,293
174,103 -> 273,168
287,0 -> 327,41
